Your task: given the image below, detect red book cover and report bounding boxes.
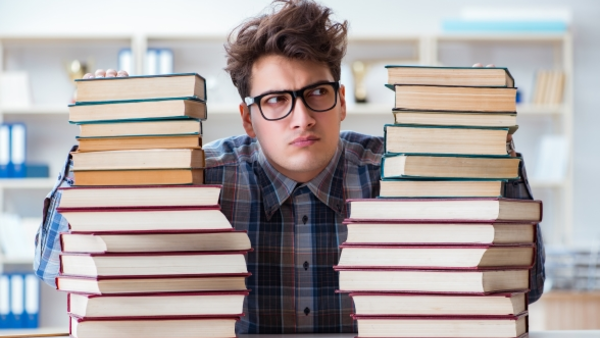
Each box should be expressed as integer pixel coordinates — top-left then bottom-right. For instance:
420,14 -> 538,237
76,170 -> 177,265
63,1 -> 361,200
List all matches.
346,197 -> 543,223
351,311 -> 528,320
57,205 -> 221,212
59,184 -> 222,190
67,290 -> 250,320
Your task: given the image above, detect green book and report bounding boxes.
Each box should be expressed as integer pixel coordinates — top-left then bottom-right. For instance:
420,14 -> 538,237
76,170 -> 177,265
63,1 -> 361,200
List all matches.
74,73 -> 206,103
68,97 -> 207,124
384,124 -> 511,156
385,65 -> 515,87
379,178 -> 507,198
381,153 -> 521,180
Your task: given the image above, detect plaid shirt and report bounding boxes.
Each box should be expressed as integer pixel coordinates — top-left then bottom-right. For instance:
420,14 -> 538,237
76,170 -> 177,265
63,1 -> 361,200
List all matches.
34,131 -> 545,334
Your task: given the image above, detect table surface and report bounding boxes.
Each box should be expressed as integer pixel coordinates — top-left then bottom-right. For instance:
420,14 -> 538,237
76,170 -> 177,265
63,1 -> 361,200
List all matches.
1,332 -> 600,338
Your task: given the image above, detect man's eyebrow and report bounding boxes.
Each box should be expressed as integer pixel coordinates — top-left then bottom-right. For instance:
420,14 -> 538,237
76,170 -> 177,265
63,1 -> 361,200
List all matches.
254,80 -> 333,97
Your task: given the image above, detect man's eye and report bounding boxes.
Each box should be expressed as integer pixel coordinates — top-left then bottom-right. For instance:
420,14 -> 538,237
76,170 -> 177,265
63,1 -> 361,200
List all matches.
265,95 -> 288,105
308,87 -> 328,97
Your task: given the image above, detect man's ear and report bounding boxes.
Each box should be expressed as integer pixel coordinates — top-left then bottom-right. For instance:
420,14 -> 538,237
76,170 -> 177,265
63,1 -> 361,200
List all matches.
339,84 -> 347,122
240,103 -> 257,138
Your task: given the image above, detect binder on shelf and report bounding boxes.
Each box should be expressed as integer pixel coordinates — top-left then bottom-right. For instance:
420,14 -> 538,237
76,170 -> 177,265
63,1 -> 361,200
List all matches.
23,274 -> 40,328
0,124 -> 9,178
10,274 -> 24,328
9,123 -> 27,178
0,274 -> 10,328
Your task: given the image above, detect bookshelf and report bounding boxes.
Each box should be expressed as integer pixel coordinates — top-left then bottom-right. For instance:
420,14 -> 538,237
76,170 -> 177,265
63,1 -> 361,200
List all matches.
0,32 -> 574,329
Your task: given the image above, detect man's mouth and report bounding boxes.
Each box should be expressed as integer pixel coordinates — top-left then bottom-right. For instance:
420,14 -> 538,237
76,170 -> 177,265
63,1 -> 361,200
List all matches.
290,135 -> 320,147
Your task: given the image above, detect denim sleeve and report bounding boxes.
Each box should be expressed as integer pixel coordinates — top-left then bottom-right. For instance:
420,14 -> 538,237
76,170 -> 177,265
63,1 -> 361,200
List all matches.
33,145 -> 77,287
503,154 -> 545,304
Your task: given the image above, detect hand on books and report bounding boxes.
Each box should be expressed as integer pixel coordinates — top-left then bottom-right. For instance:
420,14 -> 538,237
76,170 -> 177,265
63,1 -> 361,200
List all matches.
472,63 -> 496,68
82,69 -> 129,79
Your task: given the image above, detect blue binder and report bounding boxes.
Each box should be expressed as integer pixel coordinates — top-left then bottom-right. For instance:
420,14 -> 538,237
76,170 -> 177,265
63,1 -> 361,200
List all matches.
10,274 -> 24,328
23,274 -> 40,328
0,274 -> 10,328
9,123 -> 27,178
0,124 -> 9,178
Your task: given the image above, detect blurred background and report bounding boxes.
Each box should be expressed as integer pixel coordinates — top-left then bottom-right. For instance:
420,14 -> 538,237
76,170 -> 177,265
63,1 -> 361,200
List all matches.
0,0 -> 599,333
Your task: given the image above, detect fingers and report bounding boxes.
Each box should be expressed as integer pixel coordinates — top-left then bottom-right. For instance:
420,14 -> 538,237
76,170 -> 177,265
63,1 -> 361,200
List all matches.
105,69 -> 118,78
472,63 -> 483,67
82,69 -> 129,79
486,64 -> 496,68
472,63 -> 496,68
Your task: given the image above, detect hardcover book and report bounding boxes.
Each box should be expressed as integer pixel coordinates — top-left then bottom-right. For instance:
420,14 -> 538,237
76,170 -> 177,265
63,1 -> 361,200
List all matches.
386,65 -> 515,87
76,134 -> 202,152
392,110 -> 517,129
71,148 -> 205,171
69,98 -> 207,123
67,291 -> 249,319
78,119 -> 202,138
74,73 -> 206,103
347,198 -> 543,223
379,179 -> 505,198
72,168 -> 204,186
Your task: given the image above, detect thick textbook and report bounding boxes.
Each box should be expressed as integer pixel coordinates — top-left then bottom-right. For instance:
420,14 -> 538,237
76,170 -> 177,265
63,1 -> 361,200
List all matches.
60,230 -> 251,254
386,65 -> 514,87
344,222 -> 536,245
73,168 -> 204,186
78,119 -> 202,138
379,179 -> 505,198
68,291 -> 249,319
384,124 -> 509,156
352,314 -> 527,338
347,198 -> 543,223
69,98 -> 207,123
76,134 -> 202,152
335,268 -> 529,294
349,291 -> 527,316
59,251 -> 250,278
392,85 -> 517,113
71,148 -> 204,171
56,274 -> 251,295
392,110 -> 517,129
74,73 -> 206,103
336,244 -> 535,269
56,206 -> 231,232
58,185 -> 221,208
381,154 -> 520,180
70,315 -> 238,338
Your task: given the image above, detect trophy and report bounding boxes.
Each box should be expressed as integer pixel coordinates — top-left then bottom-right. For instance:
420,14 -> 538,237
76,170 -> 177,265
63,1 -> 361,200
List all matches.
65,59 -> 94,103
351,61 -> 370,103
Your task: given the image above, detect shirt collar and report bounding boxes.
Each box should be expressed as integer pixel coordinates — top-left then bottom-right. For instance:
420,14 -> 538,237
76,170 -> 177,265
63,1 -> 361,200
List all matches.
256,140 -> 346,220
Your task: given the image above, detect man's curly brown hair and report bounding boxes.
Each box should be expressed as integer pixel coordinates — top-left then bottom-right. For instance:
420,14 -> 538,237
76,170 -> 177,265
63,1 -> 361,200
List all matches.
224,0 -> 348,100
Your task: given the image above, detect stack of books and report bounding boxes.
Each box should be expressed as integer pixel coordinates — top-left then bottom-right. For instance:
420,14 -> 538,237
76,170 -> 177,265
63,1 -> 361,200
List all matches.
335,66 -> 543,338
55,74 -> 251,338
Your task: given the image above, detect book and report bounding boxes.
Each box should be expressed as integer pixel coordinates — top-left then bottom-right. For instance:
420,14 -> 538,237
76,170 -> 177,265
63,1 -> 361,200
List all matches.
58,185 -> 221,208
60,251 -> 249,278
73,168 -> 204,186
60,230 -> 251,254
56,207 -> 231,232
350,291 -> 527,316
78,119 -> 202,138
352,313 -> 527,338
379,179 -> 505,198
386,66 -> 514,87
76,134 -> 202,152
68,291 -> 249,318
347,198 -> 543,223
0,124 -> 9,178
23,274 -> 39,328
70,315 -> 238,338
344,222 -> 536,245
391,85 -> 517,113
56,274 -> 251,295
384,124 -> 509,156
9,123 -> 26,178
392,110 -> 517,129
74,73 -> 206,103
71,149 -> 204,171
336,244 -> 535,269
335,268 -> 529,293
69,98 -> 207,123
381,154 -> 521,180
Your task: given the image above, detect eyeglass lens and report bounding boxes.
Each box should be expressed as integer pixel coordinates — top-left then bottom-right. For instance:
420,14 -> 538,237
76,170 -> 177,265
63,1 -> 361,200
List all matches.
258,83 -> 337,120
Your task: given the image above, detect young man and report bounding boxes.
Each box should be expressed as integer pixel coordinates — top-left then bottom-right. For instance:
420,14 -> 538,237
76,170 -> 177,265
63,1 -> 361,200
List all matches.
34,0 -> 545,334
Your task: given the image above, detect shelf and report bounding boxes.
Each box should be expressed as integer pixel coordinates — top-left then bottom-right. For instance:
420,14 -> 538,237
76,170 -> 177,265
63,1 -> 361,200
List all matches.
0,256 -> 33,265
1,105 -> 69,115
517,104 -> 566,115
0,327 -> 68,335
436,33 -> 569,42
0,178 -> 56,189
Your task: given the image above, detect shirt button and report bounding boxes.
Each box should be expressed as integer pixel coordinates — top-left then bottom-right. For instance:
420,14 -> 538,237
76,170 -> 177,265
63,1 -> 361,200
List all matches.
304,307 -> 310,316
302,215 -> 308,224
303,261 -> 309,270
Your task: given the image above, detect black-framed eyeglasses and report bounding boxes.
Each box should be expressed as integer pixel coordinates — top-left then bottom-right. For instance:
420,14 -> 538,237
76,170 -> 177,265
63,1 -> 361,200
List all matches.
244,81 -> 340,121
